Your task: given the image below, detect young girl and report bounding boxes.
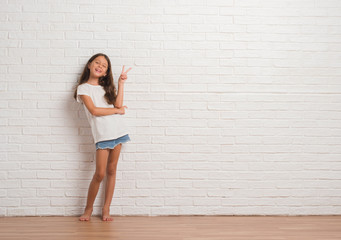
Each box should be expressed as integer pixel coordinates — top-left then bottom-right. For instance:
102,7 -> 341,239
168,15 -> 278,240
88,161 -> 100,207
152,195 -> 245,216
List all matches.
73,53 -> 132,221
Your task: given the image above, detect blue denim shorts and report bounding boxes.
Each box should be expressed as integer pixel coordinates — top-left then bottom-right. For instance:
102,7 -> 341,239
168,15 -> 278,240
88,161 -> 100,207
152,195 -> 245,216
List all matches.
95,134 -> 131,150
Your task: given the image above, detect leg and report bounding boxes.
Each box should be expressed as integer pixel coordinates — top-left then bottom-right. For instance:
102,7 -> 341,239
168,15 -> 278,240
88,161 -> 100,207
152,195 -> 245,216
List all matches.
102,143 -> 122,221
79,149 -> 110,221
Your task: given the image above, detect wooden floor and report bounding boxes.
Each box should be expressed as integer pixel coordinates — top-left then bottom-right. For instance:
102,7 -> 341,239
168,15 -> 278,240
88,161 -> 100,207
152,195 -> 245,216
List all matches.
1,216 -> 341,240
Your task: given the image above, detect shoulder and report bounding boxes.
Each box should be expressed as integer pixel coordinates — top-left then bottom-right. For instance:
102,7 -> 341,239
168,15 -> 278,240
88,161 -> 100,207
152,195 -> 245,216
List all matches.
76,84 -> 92,103
77,83 -> 94,94
77,83 -> 89,90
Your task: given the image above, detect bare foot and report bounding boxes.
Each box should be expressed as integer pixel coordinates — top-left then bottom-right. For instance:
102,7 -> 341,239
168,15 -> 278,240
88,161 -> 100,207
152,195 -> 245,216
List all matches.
102,207 -> 113,221
79,207 -> 93,221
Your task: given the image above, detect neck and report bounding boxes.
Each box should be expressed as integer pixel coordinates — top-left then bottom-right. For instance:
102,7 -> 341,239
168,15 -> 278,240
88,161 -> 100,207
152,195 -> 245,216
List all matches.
87,76 -> 99,85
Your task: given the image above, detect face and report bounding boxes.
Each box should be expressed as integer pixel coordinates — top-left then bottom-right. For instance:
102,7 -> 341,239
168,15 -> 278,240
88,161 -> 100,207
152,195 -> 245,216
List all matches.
88,56 -> 108,78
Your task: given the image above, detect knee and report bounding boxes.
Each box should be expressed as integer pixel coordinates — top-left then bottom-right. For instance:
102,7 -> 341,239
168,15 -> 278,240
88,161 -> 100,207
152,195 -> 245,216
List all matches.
107,165 -> 117,176
94,171 -> 106,182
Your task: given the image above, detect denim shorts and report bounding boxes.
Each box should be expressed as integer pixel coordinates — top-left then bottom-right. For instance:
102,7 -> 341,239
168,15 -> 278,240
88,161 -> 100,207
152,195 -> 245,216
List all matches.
95,134 -> 131,150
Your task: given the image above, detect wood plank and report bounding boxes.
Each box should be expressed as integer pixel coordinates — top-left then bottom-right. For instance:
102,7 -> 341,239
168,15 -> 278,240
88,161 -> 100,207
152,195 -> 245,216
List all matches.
0,216 -> 340,240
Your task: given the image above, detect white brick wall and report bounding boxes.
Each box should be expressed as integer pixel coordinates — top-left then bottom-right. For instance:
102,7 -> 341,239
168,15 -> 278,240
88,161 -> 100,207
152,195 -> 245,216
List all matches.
1,0 -> 341,216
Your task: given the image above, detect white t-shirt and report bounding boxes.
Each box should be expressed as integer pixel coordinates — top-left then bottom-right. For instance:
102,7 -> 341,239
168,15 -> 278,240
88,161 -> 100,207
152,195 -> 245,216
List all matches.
76,83 -> 129,144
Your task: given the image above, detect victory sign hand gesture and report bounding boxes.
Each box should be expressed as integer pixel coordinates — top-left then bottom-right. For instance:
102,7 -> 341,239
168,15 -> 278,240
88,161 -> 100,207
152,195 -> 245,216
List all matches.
118,65 -> 132,84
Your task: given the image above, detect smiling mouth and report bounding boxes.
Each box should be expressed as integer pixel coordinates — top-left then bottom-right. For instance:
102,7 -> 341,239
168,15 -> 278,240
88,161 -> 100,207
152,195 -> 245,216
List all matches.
95,68 -> 102,73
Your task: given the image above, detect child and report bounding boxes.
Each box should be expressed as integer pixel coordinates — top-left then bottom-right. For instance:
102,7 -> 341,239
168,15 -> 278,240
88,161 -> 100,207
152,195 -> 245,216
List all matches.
73,53 -> 132,221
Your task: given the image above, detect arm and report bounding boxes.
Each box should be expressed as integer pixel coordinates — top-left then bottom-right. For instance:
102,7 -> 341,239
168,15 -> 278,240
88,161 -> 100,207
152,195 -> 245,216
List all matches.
80,95 -> 121,117
115,65 -> 132,108
114,81 -> 124,108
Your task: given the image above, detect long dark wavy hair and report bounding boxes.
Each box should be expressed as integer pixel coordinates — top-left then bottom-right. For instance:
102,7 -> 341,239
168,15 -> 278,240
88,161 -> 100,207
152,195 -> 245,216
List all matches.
73,53 -> 117,105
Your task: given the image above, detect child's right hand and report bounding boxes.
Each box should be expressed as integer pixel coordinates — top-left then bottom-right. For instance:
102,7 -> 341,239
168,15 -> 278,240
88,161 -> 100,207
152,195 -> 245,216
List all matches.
117,106 -> 128,115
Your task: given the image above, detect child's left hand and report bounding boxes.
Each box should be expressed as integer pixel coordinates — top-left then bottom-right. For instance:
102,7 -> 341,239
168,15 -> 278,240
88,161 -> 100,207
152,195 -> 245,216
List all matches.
118,65 -> 132,84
